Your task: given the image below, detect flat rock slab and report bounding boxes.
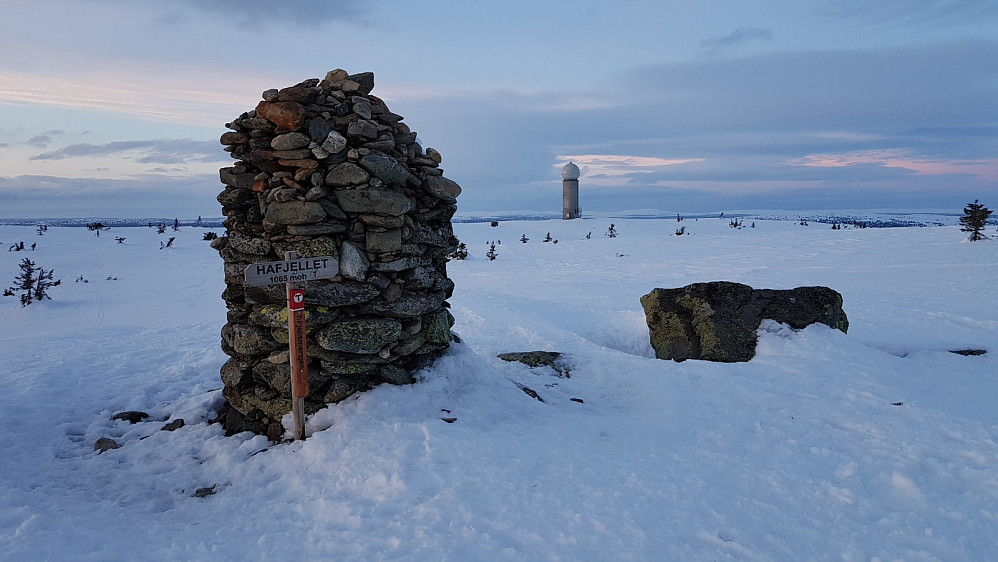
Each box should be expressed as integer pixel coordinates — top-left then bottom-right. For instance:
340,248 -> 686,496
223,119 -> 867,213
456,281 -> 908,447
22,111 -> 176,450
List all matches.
498,351 -> 571,376
641,281 -> 848,363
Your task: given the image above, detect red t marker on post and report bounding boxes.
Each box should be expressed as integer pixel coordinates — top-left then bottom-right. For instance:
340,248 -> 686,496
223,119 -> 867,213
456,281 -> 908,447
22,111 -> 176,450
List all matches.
285,253 -> 309,441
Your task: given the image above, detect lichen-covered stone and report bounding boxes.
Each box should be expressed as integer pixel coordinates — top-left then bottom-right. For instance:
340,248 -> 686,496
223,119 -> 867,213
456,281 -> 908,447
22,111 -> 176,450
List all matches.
227,232 -> 272,255
272,237 -> 338,260
264,201 -> 326,225
315,318 -> 402,354
379,364 -> 412,384
335,188 -> 413,216
304,281 -> 380,307
222,324 -> 283,356
365,229 -> 402,253
360,292 -> 446,318
422,310 -> 454,344
640,282 -> 848,362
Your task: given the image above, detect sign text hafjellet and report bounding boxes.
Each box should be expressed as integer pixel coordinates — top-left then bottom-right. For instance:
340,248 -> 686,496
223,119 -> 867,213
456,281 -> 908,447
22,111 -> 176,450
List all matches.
243,257 -> 338,287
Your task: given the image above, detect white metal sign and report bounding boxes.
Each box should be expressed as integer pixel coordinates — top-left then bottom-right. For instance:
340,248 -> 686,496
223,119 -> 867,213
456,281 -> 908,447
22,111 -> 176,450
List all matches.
243,256 -> 337,287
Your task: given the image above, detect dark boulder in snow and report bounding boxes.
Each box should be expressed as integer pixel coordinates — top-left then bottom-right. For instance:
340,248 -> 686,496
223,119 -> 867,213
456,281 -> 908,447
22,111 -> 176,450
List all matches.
641,282 -> 848,362
111,411 -> 149,424
93,437 -> 120,453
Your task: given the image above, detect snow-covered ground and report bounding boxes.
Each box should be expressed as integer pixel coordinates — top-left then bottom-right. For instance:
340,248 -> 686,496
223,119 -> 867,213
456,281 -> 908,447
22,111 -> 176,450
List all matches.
1,216 -> 996,560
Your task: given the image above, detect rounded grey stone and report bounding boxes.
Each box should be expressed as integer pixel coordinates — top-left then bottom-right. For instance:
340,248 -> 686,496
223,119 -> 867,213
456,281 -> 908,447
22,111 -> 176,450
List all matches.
359,151 -> 416,186
424,176 -> 462,200
325,163 -> 370,187
271,132 -> 311,150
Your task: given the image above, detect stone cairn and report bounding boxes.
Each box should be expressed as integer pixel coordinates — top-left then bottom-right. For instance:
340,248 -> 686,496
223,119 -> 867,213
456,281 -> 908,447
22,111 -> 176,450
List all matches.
214,69 -> 461,437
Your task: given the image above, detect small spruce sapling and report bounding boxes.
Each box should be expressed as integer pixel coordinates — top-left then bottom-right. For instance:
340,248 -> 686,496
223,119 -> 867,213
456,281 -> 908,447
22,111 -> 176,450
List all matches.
486,242 -> 498,261
960,199 -> 992,241
5,258 -> 61,306
520,234 -> 529,243
543,232 -> 552,242
448,242 -> 469,260
606,223 -> 617,238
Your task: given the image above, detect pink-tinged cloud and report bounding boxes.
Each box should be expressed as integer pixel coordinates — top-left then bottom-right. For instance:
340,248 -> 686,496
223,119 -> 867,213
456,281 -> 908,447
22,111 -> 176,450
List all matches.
559,154 -> 703,179
0,69 -> 255,127
793,150 -> 998,180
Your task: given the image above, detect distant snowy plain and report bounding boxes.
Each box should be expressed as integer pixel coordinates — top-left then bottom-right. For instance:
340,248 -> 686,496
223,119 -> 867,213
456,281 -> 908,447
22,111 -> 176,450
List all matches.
1,213 -> 996,560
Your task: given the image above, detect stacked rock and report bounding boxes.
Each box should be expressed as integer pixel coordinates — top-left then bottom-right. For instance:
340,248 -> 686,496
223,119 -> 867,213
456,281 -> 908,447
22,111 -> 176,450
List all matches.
214,69 -> 461,437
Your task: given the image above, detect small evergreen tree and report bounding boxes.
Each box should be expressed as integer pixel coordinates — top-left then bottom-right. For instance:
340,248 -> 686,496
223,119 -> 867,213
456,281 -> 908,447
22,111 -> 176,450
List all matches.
485,242 -> 498,261
448,242 -> 469,260
543,232 -> 552,242
960,199 -> 992,241
520,234 -> 529,243
5,258 -> 61,306
606,223 -> 617,238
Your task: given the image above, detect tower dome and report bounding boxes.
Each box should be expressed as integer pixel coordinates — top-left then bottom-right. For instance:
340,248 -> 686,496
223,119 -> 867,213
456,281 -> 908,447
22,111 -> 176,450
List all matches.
561,161 -> 580,181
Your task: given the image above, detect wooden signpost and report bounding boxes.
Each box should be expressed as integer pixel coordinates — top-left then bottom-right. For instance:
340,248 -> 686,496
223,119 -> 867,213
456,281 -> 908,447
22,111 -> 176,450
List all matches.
244,252 -> 338,441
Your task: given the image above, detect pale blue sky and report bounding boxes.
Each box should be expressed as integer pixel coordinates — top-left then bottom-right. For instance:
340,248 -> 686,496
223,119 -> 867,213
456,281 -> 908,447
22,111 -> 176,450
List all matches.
1,0 -> 995,217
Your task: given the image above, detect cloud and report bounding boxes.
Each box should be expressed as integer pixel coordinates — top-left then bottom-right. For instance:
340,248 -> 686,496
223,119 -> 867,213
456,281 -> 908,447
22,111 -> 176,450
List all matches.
0,174 -> 221,218
30,139 -> 224,164
699,27 -> 773,53
27,135 -> 53,148
812,0 -> 998,27
107,0 -> 369,27
559,154 -> 703,181
621,41 -> 998,137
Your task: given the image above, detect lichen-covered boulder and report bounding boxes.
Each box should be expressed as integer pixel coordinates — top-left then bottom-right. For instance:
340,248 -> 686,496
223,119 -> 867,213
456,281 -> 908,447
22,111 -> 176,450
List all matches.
640,282 -> 848,362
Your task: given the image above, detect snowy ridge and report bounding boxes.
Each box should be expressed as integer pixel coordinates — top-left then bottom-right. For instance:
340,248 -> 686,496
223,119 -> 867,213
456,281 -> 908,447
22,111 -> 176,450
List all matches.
1,217 -> 996,560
